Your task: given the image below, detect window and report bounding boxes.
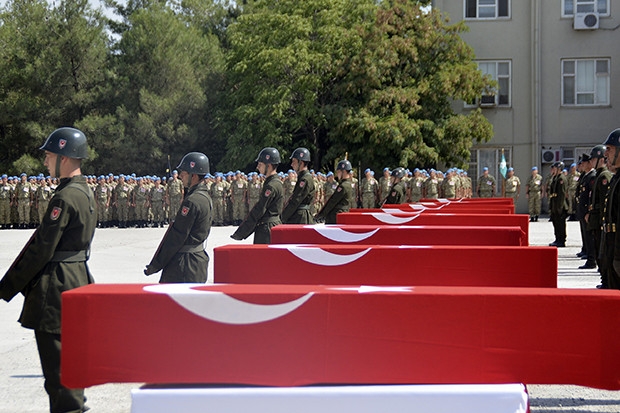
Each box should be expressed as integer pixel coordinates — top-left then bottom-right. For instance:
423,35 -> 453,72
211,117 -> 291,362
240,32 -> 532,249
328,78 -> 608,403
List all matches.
563,0 -> 609,17
465,0 -> 510,19
562,58 -> 610,106
466,60 -> 511,108
469,148 -> 512,195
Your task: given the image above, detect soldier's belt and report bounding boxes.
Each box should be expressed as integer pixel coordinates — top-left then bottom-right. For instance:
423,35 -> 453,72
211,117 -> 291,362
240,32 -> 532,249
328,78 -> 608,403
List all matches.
296,204 -> 311,211
178,244 -> 205,253
50,250 -> 89,262
603,223 -> 616,233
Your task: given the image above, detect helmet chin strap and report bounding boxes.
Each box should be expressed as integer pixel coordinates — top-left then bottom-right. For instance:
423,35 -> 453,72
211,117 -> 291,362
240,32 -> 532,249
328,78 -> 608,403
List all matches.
55,155 -> 62,178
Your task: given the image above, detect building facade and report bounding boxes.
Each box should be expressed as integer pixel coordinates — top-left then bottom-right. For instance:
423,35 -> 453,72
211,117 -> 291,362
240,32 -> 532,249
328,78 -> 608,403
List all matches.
432,0 -> 620,213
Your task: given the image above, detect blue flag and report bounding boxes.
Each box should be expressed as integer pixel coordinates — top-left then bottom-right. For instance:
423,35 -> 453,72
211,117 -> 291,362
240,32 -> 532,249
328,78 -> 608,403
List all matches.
499,151 -> 507,179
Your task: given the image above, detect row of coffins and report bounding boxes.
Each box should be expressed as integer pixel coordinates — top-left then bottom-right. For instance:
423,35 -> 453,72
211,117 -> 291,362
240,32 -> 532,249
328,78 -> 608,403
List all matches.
60,198 -> 617,412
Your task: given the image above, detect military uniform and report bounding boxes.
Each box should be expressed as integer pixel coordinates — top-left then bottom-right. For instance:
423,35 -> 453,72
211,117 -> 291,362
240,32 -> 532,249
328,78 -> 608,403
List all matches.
210,178 -> 227,226
167,177 -> 184,219
95,180 -> 111,227
378,175 -> 391,203
316,178 -> 353,224
282,169 -> 315,224
603,173 -> 620,289
231,177 -> 247,225
577,166 -> 597,267
549,171 -> 569,247
247,178 -> 262,212
526,172 -> 543,221
114,179 -> 132,228
589,166 -> 612,281
147,182 -> 212,283
410,176 -> 425,202
15,178 -> 33,228
232,174 -> 284,244
385,181 -> 405,204
567,169 -> 580,219
424,176 -> 440,199
150,183 -> 166,227
36,182 -> 54,224
0,178 -> 12,228
132,182 -> 150,227
361,176 -> 378,208
0,175 -> 96,413
477,173 -> 496,198
504,175 -> 521,203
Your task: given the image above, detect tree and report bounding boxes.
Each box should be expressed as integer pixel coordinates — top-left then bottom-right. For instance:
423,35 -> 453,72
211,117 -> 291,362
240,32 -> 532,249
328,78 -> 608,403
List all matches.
0,0 -> 110,173
330,0 -> 493,170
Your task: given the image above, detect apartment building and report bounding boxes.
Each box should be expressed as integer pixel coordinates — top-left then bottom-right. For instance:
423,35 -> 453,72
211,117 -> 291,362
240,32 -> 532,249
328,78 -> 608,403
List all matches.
431,0 -> 620,213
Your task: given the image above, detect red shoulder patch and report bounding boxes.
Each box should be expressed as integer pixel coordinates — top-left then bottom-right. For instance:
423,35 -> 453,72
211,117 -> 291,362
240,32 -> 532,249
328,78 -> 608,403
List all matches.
264,189 -> 271,197
299,181 -> 305,188
181,206 -> 190,216
50,206 -> 62,221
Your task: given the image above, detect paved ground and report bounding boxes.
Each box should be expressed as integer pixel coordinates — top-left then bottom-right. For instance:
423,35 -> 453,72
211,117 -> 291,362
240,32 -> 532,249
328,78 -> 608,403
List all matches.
0,217 -> 619,412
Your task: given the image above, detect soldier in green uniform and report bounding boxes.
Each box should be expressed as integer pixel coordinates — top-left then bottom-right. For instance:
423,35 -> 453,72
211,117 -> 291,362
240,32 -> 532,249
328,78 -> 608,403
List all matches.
167,170 -> 184,221
247,172 -> 262,212
424,169 -> 440,199
588,145 -> 612,285
0,174 -> 11,229
526,166 -> 543,221
145,152 -> 212,283
14,173 -> 33,229
132,177 -> 149,228
282,148 -> 316,224
477,167 -> 496,198
548,161 -> 569,247
0,127 -> 96,413
410,169 -> 425,202
378,167 -> 391,204
315,160 -> 354,224
567,163 -> 580,221
384,167 -> 406,205
601,129 -> 620,289
150,177 -> 166,227
231,147 -> 284,244
361,168 -> 379,208
36,176 -> 54,224
210,173 -> 227,226
231,171 -> 248,226
113,175 -> 132,228
323,171 -> 338,201
442,169 -> 459,199
502,167 -> 521,203
94,175 -> 110,228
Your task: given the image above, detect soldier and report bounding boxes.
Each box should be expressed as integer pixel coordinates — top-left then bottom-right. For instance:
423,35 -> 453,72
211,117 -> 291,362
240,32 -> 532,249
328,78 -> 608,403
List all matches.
36,176 -> 53,224
113,175 -> 132,228
315,160 -> 354,224
548,161 -> 568,247
526,166 -> 543,222
567,163 -> 580,221
231,147 -> 284,244
0,127 -> 96,413
361,168 -> 379,208
601,129 -> 620,289
145,152 -> 212,283
442,169 -> 459,199
410,169 -> 425,202
378,167 -> 391,203
247,172 -> 262,211
94,175 -> 111,228
477,167 -> 496,198
210,173 -> 227,226
14,173 -> 32,229
424,169 -> 440,199
0,174 -> 11,229
312,171 -> 325,213
502,167 -> 521,203
576,154 -> 597,269
230,171 -> 247,226
167,170 -> 184,221
132,177 -> 149,228
588,145 -> 612,286
323,171 -> 338,202
282,147 -> 316,224
150,177 -> 166,227
384,167 -> 406,205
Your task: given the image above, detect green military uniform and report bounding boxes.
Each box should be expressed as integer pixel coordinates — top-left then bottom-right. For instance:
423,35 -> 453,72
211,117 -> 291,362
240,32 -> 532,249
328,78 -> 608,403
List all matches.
526,172 -> 543,221
385,181 -> 405,204
231,177 -> 247,225
210,178 -> 227,226
247,178 -> 262,212
378,175 -> 391,204
167,176 -> 184,219
549,171 -> 569,246
424,176 -> 440,199
410,176 -> 425,202
95,180 -> 111,227
282,169 -> 316,224
15,178 -> 33,228
0,177 -> 12,228
0,175 -> 96,413
504,175 -> 521,203
477,173 -> 496,198
567,169 -> 580,218
36,182 -> 54,224
442,174 -> 458,199
589,166 -> 612,272
316,178 -> 353,224
114,179 -> 132,228
150,182 -> 166,227
232,174 -> 284,244
132,181 -> 150,227
361,176 -> 378,208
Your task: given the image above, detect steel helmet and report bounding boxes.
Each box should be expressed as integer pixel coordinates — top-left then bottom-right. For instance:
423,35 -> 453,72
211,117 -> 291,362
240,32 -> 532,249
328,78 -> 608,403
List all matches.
177,152 -> 210,175
290,147 -> 311,162
255,147 -> 281,164
391,167 -> 405,179
39,127 -> 89,159
552,161 -> 565,170
336,159 -> 352,171
590,145 -> 606,159
603,129 -> 620,147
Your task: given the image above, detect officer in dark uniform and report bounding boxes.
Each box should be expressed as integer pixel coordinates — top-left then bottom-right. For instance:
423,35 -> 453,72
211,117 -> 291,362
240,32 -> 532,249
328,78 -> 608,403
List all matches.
281,147 -> 315,224
576,153 -> 597,269
0,127 -> 96,413
315,159 -> 354,224
602,129 -> 620,289
144,152 -> 212,283
231,147 -> 284,244
548,161 -> 568,247
384,167 -> 406,205
587,145 -> 612,283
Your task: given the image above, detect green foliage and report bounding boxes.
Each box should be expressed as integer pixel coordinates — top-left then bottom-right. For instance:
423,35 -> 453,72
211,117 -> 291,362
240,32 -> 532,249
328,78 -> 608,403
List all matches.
12,154 -> 44,176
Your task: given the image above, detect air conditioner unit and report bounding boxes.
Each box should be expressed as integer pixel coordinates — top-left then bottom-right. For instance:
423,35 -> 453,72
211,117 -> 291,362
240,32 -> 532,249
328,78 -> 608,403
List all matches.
542,148 -> 561,164
574,12 -> 599,30
479,94 -> 496,107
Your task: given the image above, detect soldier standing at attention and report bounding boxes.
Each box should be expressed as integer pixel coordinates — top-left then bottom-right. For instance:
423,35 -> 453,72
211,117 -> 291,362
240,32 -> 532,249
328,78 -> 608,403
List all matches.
113,175 -> 132,228
588,145 -> 612,286
601,129 -> 620,289
0,174 -> 11,229
150,177 -> 166,227
477,167 -> 496,198
36,176 -> 53,224
548,161 -> 569,247
14,173 -> 32,229
315,160 -> 354,224
282,147 -> 315,224
567,163 -> 580,221
210,173 -> 227,226
576,154 -> 597,269
0,127 -> 96,413
231,171 -> 247,226
145,152 -> 212,283
526,166 -> 543,222
502,167 -> 521,203
384,167 -> 406,205
361,168 -> 379,208
424,169 -> 440,199
410,169 -> 424,202
95,175 -> 111,228
378,167 -> 391,203
167,170 -> 184,220
247,172 -> 262,211
231,148 -> 284,244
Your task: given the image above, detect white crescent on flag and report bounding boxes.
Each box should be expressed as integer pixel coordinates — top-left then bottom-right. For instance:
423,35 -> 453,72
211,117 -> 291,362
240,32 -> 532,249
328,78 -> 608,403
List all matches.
269,245 -> 372,266
143,284 -> 313,325
370,213 -> 419,224
308,225 -> 380,243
